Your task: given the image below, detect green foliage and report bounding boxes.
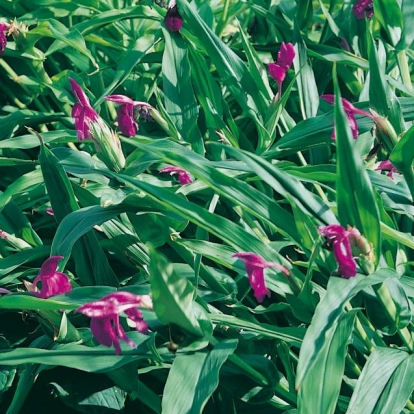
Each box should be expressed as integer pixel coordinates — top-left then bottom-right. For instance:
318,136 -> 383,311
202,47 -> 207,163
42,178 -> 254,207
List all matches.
0,0 -> 413,413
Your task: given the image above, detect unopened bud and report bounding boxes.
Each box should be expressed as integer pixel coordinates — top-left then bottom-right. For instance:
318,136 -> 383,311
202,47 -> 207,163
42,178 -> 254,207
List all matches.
89,119 -> 125,172
370,109 -> 399,152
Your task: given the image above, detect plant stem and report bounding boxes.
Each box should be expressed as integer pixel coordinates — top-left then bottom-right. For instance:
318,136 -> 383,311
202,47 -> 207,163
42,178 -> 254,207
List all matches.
221,0 -> 231,28
373,283 -> 414,352
346,354 -> 361,376
396,50 -> 412,90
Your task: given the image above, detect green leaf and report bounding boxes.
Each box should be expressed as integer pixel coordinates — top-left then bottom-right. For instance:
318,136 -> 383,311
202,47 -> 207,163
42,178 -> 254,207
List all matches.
40,142 -> 118,286
296,270 -> 399,388
220,354 -> 281,404
364,278 -> 412,334
293,24 -> 319,119
0,286 -> 116,311
266,112 -> 333,158
162,28 -> 203,152
390,124 -> 414,202
50,373 -> 127,413
333,70 -> 381,264
298,310 -> 357,414
161,339 -> 238,414
372,0 -> 403,47
149,247 -> 211,338
372,353 -> 414,414
34,19 -> 97,68
210,314 -> 304,347
397,0 -> 414,50
124,138 -> 301,245
0,334 -> 151,373
223,145 -> 337,226
96,33 -> 158,105
346,347 -> 410,414
367,33 -> 404,137
176,0 -> 269,141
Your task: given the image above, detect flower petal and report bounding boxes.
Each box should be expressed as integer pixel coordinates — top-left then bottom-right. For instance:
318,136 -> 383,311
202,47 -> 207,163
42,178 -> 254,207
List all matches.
247,266 -> 271,303
319,225 -> 358,278
117,104 -> 138,137
90,317 -> 118,348
347,112 -> 359,139
105,94 -> 136,106
69,77 -> 92,107
268,63 -> 286,84
277,42 -> 296,70
33,271 -> 72,298
38,256 -> 64,278
352,0 -> 373,20
77,291 -> 142,318
164,2 -> 183,32
160,166 -> 193,185
332,238 -> 357,278
0,23 -> 9,54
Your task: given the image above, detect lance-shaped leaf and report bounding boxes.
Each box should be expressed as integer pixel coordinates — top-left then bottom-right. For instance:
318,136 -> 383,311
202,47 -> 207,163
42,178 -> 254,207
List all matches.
333,69 -> 381,266
149,247 -> 211,338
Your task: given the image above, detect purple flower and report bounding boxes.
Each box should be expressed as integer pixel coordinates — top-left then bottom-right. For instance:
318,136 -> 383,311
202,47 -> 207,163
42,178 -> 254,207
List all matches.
0,23 -> 10,54
104,95 -> 151,137
322,94 -> 373,140
76,291 -> 152,355
33,256 -> 72,298
318,225 -> 363,278
160,166 -> 193,185
69,78 -> 99,141
376,160 -> 399,180
268,42 -> 295,97
164,0 -> 183,32
352,0 -> 374,20
233,252 -> 289,303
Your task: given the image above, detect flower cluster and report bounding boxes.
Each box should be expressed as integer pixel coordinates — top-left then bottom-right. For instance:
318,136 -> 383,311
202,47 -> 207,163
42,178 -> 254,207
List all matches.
268,42 -> 295,98
321,94 -> 374,140
233,252 -> 288,303
76,291 -> 152,355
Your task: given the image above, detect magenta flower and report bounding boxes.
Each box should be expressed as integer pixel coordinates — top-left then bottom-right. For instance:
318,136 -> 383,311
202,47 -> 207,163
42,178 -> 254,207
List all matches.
0,23 -> 10,54
164,0 -> 183,32
76,291 -> 152,355
318,225 -> 363,278
160,166 -> 193,185
268,42 -> 295,98
105,95 -> 151,137
352,0 -> 374,20
376,160 -> 399,180
69,78 -> 99,141
233,252 -> 289,303
322,94 -> 374,140
33,256 -> 72,298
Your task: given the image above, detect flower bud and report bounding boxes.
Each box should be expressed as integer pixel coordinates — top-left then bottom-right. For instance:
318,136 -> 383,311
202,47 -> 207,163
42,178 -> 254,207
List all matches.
89,119 -> 125,172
